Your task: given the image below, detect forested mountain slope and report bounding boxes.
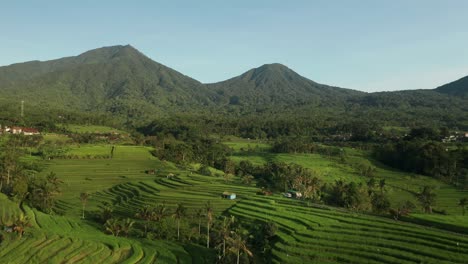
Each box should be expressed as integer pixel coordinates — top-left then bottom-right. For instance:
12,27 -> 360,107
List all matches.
0,45 -> 467,127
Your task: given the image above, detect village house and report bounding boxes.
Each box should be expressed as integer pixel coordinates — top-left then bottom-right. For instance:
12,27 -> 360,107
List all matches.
11,126 -> 23,134
0,125 -> 40,135
22,128 -> 40,136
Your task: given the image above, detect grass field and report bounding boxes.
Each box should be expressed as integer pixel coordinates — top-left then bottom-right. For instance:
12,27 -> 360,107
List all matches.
1,138 -> 467,263
58,124 -> 127,135
42,133 -> 71,143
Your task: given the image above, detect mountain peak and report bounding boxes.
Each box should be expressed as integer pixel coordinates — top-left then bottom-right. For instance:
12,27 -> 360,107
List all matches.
75,44 -> 144,63
252,63 -> 291,73
257,63 -> 289,70
238,63 -> 302,84
435,75 -> 468,97
207,61 -> 361,107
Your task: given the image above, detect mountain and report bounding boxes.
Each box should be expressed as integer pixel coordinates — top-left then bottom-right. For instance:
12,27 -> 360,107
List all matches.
0,45 -> 216,124
0,45 -> 467,128
0,49 -> 365,121
207,63 -> 363,107
434,75 -> 468,97
0,45 -> 153,86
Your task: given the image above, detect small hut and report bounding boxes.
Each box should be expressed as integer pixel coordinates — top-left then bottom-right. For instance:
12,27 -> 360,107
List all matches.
222,191 -> 236,200
286,190 -> 302,198
145,169 -> 156,175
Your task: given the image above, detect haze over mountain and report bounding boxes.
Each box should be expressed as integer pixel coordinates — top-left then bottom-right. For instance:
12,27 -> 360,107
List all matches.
0,45 -> 467,123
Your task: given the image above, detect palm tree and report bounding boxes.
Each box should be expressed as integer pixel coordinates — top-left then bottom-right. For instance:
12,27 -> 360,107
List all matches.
33,183 -> 55,212
80,192 -> 89,219
172,203 -> 187,240
153,203 -> 168,222
121,218 -> 135,237
0,172 -> 4,193
304,176 -> 321,202
418,186 -> 437,213
367,177 -> 376,189
1,150 -> 19,187
105,218 -> 122,237
195,208 -> 203,236
219,215 -> 235,257
100,203 -> 114,222
458,198 -> 467,216
205,201 -> 213,248
379,179 -> 386,193
240,174 -> 254,185
228,230 -> 253,264
135,205 -> 154,236
46,172 -> 63,194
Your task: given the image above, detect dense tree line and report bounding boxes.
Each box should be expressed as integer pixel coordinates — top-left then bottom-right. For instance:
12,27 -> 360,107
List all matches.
0,135 -> 62,213
139,118 -> 233,170
373,139 -> 468,188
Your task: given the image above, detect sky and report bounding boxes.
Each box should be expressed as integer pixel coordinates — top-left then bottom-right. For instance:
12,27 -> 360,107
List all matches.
1,0 -> 468,92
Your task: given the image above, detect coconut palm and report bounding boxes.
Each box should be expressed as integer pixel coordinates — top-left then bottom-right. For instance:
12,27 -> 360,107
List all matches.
135,204 -> 154,236
219,215 -> 235,257
153,203 -> 168,222
379,179 -> 386,193
33,183 -> 55,212
100,203 -> 113,222
105,218 -> 122,237
240,174 -> 254,185
304,176 -> 321,202
195,208 -> 203,236
417,186 -> 437,213
121,218 -> 135,237
205,201 -> 213,248
80,192 -> 89,219
172,203 -> 187,240
46,172 -> 63,194
458,197 -> 467,216
228,230 -> 253,264
1,150 -> 19,187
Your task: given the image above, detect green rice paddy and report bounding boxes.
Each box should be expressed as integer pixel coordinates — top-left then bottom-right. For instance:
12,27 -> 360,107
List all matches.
1,136 -> 467,263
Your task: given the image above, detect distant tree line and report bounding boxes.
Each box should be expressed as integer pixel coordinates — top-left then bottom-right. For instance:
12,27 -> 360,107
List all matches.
373,132 -> 468,189
139,118 -> 233,170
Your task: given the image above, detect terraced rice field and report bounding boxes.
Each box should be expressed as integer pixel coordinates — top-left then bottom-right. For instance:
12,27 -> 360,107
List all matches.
228,197 -> 468,263
227,141 -> 468,215
1,144 -> 467,263
0,193 -> 21,217
1,205 -> 211,264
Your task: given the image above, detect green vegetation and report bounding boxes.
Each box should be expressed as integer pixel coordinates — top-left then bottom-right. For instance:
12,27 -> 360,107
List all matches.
1,128 -> 467,263
1,45 -> 468,130
0,45 -> 468,263
59,124 -> 127,135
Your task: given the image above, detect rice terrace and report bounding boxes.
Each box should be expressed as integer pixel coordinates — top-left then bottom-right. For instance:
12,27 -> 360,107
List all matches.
1,1 -> 468,264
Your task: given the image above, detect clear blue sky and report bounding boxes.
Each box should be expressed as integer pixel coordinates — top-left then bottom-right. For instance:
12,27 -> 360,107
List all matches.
1,0 -> 468,92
